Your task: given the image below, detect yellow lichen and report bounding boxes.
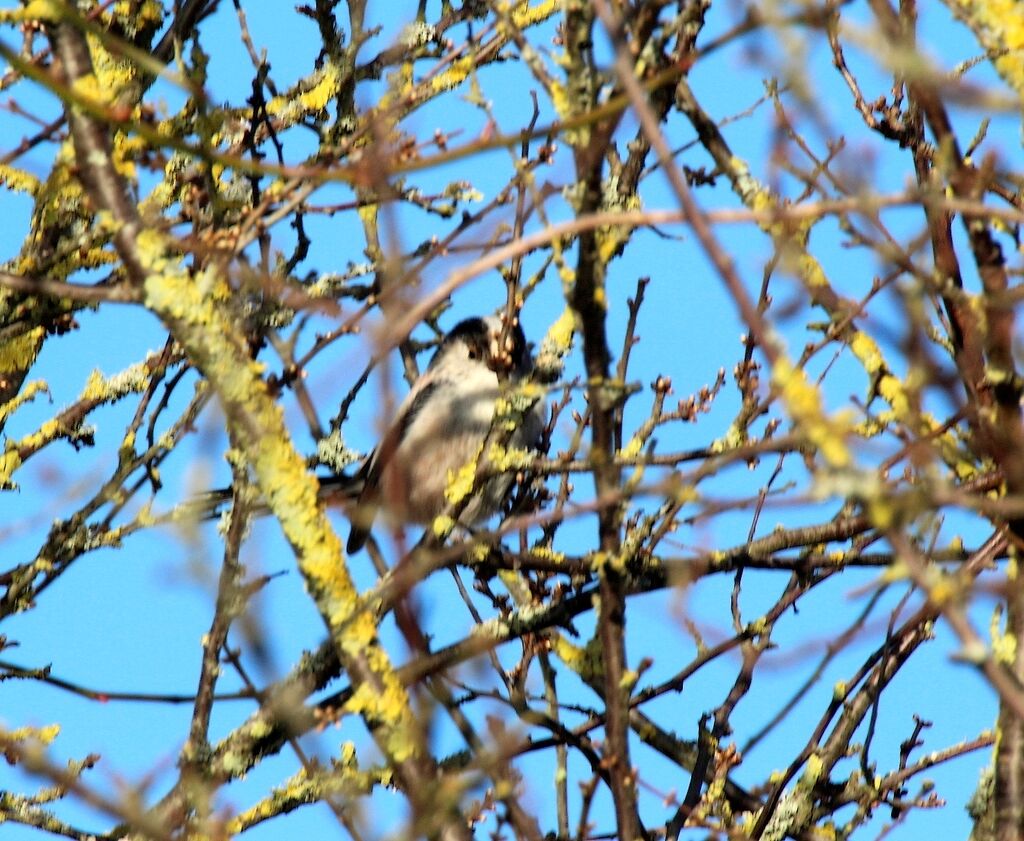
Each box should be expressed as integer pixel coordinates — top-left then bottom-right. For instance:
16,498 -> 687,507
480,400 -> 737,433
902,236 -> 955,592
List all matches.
928,573 -> 955,607
535,308 -> 575,379
618,433 -> 644,460
619,669 -> 639,691
549,307 -> 576,348
432,513 -> 456,538
0,328 -> 45,376
510,0 -> 559,28
801,753 -> 824,787
772,357 -> 851,469
529,544 -> 566,564
267,62 -> 342,119
137,225 -> 418,765
849,332 -> 911,419
111,0 -> 163,27
6,723 -> 61,745
795,252 -> 828,288
87,37 -> 144,104
949,1 -> 1024,97
431,55 -> 476,93
0,448 -> 23,489
444,453 -> 481,506
80,360 -> 151,402
992,624 -> 1016,665
554,633 -> 604,681
487,442 -> 535,472
0,163 -> 41,195
0,380 -> 47,425
5,0 -> 61,22
549,81 -> 578,142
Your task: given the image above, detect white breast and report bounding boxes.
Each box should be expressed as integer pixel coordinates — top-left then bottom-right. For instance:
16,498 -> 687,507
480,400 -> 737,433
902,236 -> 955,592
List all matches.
381,363 -> 501,523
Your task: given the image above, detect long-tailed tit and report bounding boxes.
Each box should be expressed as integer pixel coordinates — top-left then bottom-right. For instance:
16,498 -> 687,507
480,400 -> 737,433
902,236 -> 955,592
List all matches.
346,315 -> 545,553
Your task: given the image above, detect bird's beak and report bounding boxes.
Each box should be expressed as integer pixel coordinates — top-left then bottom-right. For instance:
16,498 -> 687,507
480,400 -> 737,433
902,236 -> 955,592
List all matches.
486,354 -> 510,376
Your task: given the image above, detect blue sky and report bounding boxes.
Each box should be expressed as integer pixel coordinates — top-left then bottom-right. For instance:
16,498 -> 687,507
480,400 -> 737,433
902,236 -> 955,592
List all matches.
1,1 -> 1016,838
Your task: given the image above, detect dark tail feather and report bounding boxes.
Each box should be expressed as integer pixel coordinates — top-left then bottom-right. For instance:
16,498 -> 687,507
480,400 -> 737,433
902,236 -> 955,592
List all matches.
346,525 -> 370,554
345,501 -> 377,553
182,473 -> 362,523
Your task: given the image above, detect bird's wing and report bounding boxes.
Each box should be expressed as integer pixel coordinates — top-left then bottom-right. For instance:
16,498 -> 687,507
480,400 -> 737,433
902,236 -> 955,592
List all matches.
345,379 -> 440,553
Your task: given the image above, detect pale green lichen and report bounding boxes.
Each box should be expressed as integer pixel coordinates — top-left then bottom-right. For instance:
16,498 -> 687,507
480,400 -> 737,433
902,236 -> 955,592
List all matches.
399,20 -> 437,47
759,790 -> 810,841
80,356 -> 153,402
496,379 -> 545,422
596,175 -> 642,263
709,424 -> 744,454
227,754 -> 383,834
137,225 -> 420,765
747,616 -> 769,635
443,182 -> 483,203
469,616 -> 510,639
535,307 -> 575,380
2,416 -> 77,487
315,428 -> 360,473
141,152 -> 195,211
487,442 -> 535,472
80,524 -> 126,552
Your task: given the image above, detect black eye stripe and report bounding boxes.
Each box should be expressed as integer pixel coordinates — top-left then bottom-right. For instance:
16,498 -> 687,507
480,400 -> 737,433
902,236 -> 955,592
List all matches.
507,323 -> 527,364
428,316 -> 529,369
444,317 -> 489,344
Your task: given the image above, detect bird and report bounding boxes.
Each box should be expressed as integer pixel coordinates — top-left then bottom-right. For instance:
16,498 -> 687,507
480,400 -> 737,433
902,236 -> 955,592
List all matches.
345,314 -> 545,554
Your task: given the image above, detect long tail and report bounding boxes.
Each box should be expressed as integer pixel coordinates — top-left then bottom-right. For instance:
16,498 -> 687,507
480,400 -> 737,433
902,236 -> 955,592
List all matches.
176,473 -> 363,523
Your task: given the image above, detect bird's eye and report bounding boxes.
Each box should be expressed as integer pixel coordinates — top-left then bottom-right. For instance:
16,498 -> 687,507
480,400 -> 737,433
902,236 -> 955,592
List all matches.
467,349 -> 478,360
